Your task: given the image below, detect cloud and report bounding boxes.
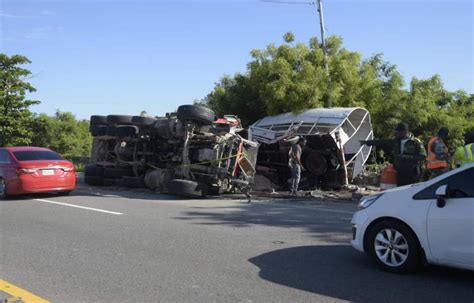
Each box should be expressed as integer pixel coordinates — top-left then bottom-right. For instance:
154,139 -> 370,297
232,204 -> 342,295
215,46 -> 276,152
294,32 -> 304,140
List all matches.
23,26 -> 68,40
24,26 -> 52,40
0,9 -> 55,19
0,10 -> 27,18
40,10 -> 55,16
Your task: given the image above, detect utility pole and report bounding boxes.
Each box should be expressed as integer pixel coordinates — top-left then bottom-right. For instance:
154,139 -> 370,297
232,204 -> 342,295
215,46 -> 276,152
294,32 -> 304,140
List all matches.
316,0 -> 328,76
262,0 -> 332,107
316,0 -> 331,108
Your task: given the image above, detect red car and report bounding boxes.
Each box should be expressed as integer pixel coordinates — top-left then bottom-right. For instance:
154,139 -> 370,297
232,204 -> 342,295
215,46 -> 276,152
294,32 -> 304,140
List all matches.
0,147 -> 76,199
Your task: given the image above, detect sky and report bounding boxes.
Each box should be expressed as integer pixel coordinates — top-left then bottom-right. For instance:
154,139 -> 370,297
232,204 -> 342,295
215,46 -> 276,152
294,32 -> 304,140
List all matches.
1,0 -> 473,119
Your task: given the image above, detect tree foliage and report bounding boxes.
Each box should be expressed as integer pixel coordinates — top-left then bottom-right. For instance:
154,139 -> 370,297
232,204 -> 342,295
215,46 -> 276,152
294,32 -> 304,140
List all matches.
0,54 -> 92,158
200,32 -> 473,148
30,111 -> 92,159
0,54 -> 40,146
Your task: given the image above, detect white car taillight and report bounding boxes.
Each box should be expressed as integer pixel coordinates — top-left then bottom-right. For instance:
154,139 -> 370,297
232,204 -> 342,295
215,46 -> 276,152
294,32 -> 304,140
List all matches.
62,167 -> 74,172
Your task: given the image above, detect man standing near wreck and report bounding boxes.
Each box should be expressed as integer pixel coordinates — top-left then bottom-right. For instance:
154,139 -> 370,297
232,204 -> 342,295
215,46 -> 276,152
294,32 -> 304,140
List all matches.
287,136 -> 306,196
361,122 -> 426,186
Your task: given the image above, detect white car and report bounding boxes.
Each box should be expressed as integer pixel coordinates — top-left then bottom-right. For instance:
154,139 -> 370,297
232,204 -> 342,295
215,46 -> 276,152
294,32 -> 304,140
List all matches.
351,163 -> 474,273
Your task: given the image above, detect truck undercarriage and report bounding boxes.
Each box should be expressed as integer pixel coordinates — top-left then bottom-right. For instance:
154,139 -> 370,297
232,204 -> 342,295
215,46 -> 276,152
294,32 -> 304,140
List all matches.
85,105 -> 259,198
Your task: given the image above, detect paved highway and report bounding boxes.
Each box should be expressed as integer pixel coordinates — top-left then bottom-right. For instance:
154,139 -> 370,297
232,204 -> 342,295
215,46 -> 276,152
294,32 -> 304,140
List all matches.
1,187 -> 473,302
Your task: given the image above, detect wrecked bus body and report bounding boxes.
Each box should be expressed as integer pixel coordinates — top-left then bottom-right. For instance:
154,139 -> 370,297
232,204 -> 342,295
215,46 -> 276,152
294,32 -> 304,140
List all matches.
85,105 -> 259,198
249,107 -> 373,189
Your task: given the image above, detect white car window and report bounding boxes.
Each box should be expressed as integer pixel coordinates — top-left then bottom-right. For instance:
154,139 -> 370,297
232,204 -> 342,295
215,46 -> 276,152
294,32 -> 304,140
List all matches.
413,168 -> 474,200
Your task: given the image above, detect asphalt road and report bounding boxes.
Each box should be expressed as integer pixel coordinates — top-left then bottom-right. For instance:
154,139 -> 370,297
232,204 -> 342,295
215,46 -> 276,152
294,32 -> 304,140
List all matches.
1,187 -> 473,303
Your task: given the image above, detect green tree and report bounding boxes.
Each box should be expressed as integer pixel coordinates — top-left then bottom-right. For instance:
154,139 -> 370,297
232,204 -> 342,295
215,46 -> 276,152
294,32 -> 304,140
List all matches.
201,33 -> 392,125
200,32 -> 473,154
0,54 -> 40,146
31,111 -> 92,158
200,74 -> 265,126
402,77 -> 474,147
358,54 -> 407,139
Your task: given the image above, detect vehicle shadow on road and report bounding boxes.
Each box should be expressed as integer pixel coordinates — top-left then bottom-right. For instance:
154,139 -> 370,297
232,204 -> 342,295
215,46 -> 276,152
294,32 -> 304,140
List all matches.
176,202 -> 353,242
249,245 -> 474,303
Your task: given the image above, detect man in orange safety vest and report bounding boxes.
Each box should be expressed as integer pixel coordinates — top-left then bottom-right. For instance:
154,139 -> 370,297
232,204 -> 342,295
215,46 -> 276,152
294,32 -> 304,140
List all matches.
426,127 -> 450,178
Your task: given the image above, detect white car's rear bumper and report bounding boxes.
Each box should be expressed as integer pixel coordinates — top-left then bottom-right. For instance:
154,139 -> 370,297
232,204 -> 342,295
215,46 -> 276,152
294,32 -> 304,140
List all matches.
351,210 -> 371,253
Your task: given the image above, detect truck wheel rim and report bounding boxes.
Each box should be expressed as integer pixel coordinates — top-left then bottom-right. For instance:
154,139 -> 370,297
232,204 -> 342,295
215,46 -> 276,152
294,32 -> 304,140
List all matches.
374,228 -> 409,267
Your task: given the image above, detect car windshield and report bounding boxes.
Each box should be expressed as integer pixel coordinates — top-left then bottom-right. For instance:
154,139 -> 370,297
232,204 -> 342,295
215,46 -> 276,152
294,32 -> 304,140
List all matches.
13,150 -> 64,161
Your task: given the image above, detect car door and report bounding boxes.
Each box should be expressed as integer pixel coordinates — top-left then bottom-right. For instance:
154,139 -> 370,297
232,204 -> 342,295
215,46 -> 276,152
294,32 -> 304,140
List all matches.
416,168 -> 474,268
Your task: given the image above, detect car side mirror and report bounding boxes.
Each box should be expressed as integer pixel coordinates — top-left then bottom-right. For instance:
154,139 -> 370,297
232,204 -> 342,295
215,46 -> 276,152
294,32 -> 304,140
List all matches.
435,184 -> 449,208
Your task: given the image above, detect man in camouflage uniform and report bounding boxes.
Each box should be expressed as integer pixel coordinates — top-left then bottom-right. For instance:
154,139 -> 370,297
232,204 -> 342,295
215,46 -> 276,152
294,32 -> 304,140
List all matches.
361,122 -> 427,186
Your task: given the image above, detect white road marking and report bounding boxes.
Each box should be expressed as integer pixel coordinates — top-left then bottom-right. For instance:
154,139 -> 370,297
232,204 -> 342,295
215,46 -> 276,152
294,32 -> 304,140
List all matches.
33,199 -> 124,215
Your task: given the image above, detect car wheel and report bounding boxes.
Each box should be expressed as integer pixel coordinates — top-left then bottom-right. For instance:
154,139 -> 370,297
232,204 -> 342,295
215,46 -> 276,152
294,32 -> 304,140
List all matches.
167,179 -> 208,198
366,220 -> 421,273
177,105 -> 215,125
0,178 -> 7,200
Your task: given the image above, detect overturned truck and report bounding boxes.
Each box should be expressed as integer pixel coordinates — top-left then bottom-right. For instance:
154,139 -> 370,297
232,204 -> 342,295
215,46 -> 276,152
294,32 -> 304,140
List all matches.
249,107 -> 373,189
85,105 -> 259,198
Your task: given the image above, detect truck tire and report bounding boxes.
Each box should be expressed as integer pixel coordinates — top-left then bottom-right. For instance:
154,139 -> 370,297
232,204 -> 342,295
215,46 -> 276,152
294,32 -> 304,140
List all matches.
207,185 -> 220,196
85,176 -> 104,186
303,152 -> 328,176
103,167 -> 134,179
103,178 -> 119,186
90,115 -> 108,126
119,176 -> 146,188
0,178 -> 8,200
177,105 -> 215,125
132,116 -> 156,126
116,125 -> 139,138
168,179 -> 208,198
89,125 -> 108,137
106,115 -> 133,125
106,125 -> 118,136
85,164 -> 105,177
144,169 -> 162,190
153,118 -> 172,139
